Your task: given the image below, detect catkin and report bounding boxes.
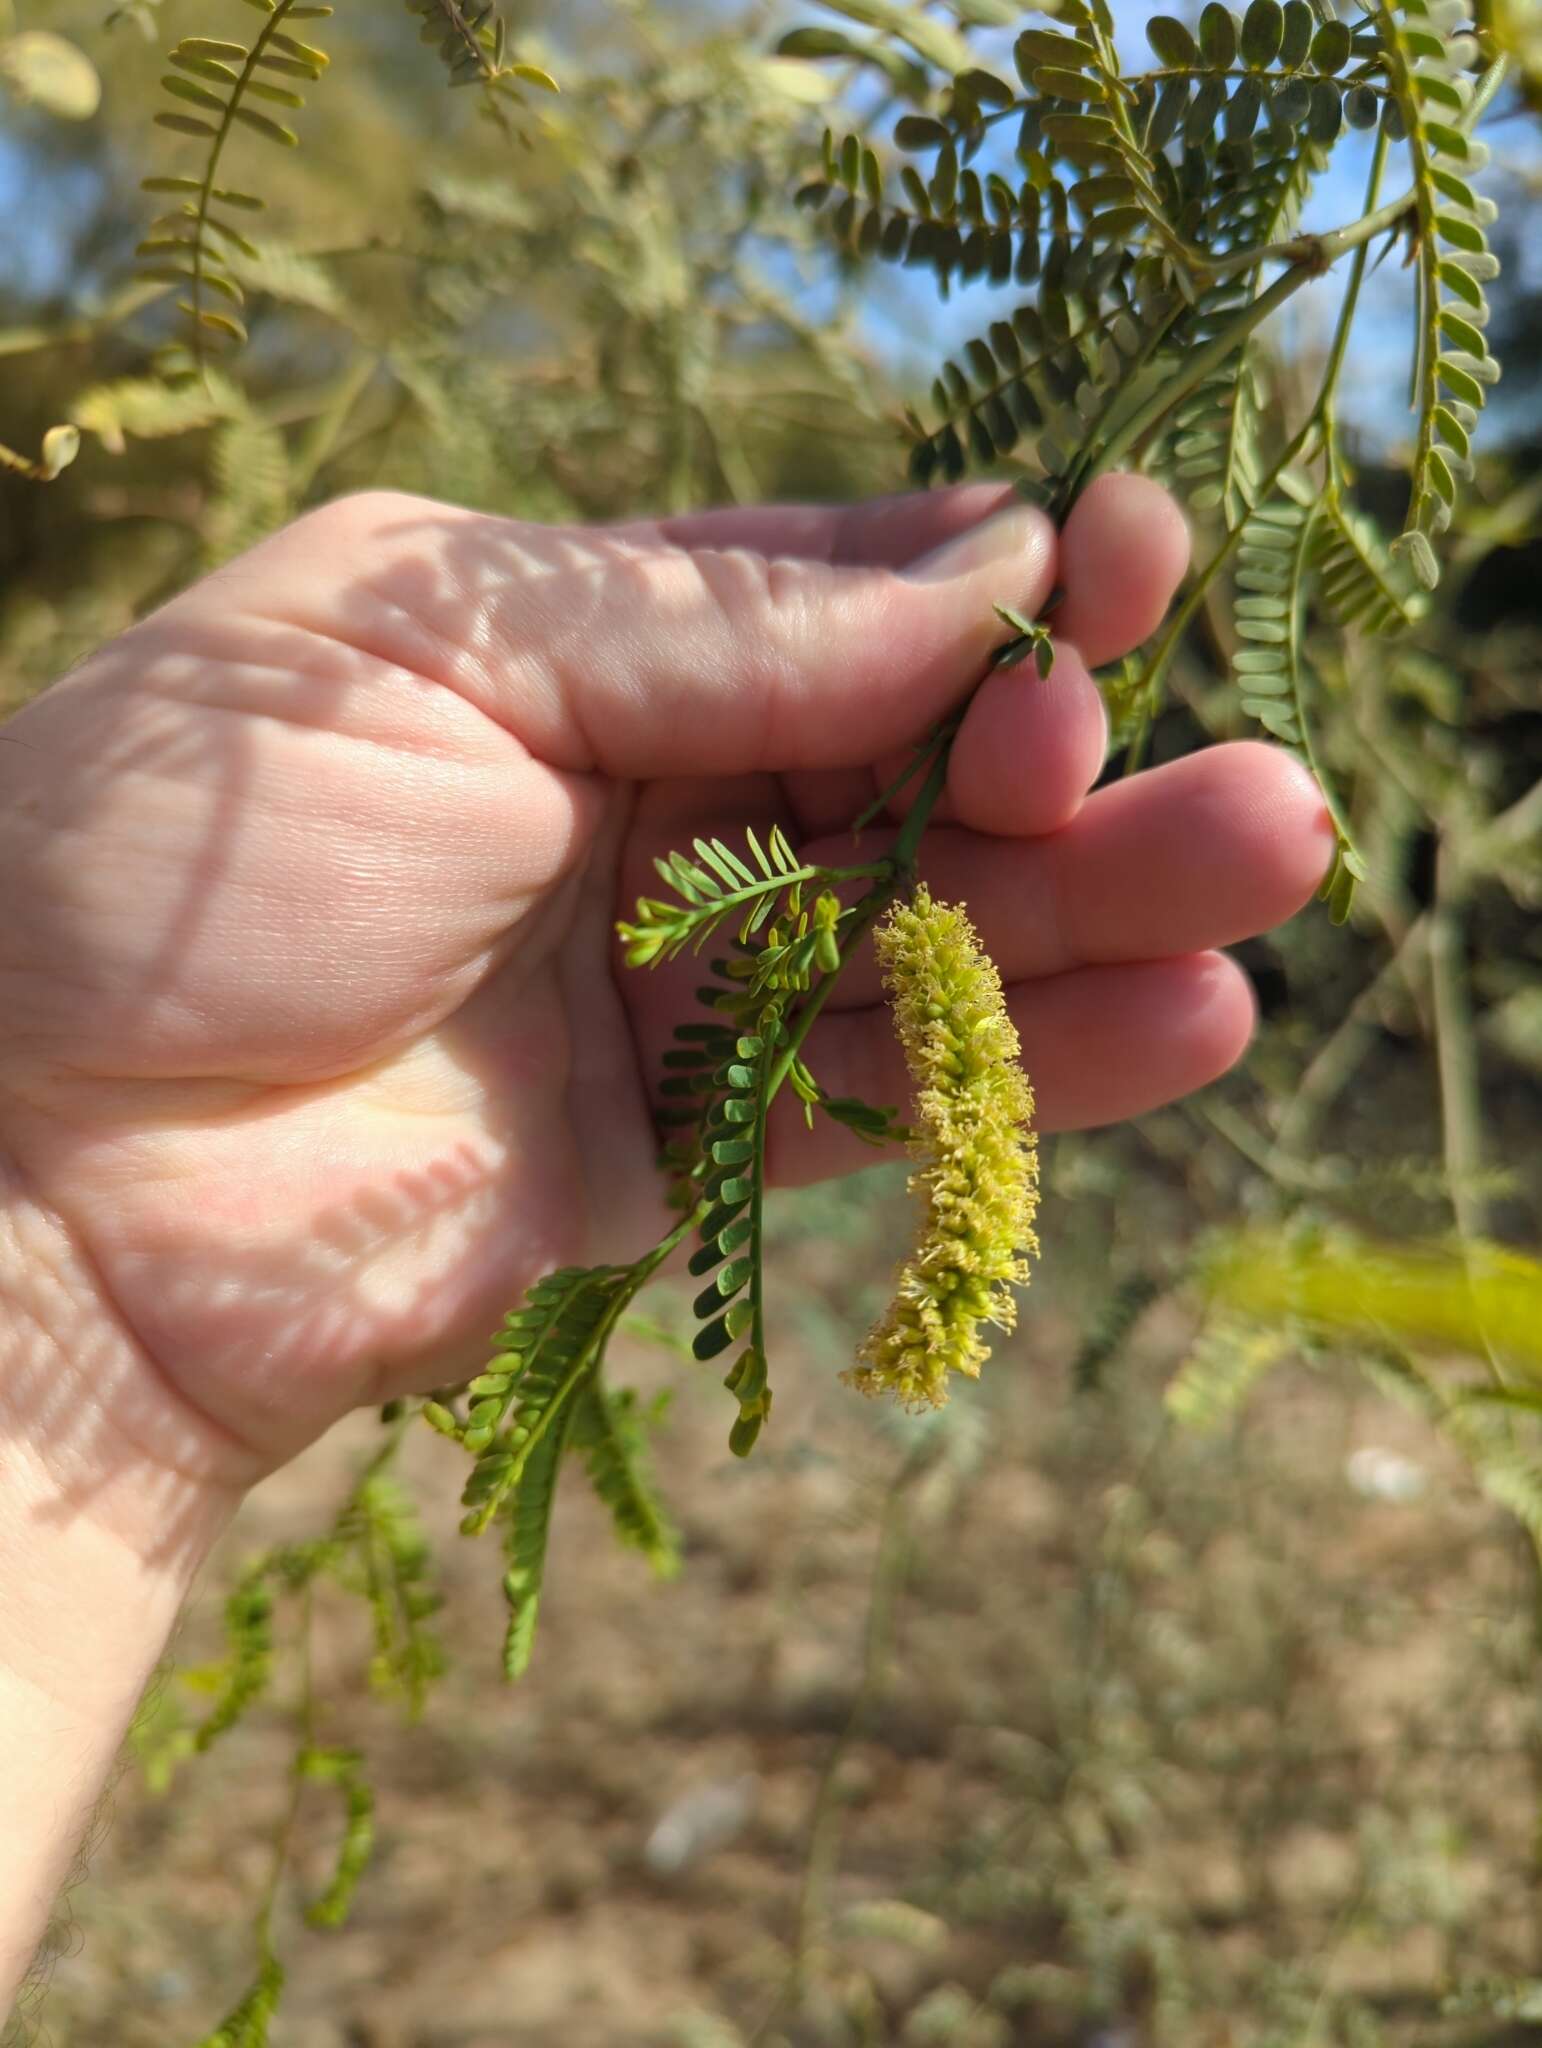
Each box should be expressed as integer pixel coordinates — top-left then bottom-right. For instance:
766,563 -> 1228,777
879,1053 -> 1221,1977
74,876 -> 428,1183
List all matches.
850,888 -> 1039,1409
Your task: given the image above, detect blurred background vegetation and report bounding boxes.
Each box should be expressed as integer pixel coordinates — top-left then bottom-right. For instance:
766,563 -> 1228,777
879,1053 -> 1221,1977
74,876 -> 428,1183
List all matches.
2,1 -> 1540,2042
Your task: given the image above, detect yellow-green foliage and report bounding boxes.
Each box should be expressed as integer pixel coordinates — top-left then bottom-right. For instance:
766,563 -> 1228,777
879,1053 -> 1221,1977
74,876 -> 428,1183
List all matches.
1203,1229 -> 1542,1370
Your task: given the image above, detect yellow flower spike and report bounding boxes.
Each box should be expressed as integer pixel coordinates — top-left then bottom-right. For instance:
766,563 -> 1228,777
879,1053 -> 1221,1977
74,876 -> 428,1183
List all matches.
849,887 -> 1039,1410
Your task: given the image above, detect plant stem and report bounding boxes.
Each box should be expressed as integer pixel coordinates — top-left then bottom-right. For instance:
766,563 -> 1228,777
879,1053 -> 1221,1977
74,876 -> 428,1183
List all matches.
1197,55 -> 1506,283
909,73 -> 1458,489
1128,418 -> 1320,724
1123,124 -> 1391,744
764,887 -> 891,1105
1429,837 -> 1487,1243
763,715 -> 961,1109
188,0 -> 304,377
890,722 -> 954,874
1319,129 -> 1391,425
1082,260 -> 1315,495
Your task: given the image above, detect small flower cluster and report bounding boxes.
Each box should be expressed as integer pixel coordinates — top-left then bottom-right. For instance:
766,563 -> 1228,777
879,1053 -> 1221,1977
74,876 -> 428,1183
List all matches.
850,888 -> 1039,1409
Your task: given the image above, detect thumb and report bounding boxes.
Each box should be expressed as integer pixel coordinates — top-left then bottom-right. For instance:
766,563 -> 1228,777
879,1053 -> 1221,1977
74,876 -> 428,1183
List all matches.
223,490 -> 1057,779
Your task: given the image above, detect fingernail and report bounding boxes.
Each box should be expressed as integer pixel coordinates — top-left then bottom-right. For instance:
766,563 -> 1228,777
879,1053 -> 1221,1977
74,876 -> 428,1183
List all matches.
905,500 -> 1051,586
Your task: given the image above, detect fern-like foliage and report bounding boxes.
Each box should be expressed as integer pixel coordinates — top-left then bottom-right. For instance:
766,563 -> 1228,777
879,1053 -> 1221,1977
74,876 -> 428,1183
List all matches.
570,1382 -> 681,1574
194,1952 -> 284,2048
338,1473 -> 445,1712
1071,1270 -> 1164,1394
401,0 -> 557,134
446,1264 -> 632,1529
781,0 -> 1507,940
402,0 -> 552,91
425,1257 -> 689,1674
69,371 -> 243,450
297,1746 -> 376,1929
617,824 -> 874,966
1315,491 -> 1429,638
1149,128 -> 1321,522
191,1572 -> 275,1751
142,0 -> 331,368
686,990 -> 784,1456
1373,0 -> 1501,589
421,806 -> 901,1654
906,283 -> 1179,487
624,823 -> 905,1456
1228,483 -> 1373,919
1165,1314 -> 1294,1430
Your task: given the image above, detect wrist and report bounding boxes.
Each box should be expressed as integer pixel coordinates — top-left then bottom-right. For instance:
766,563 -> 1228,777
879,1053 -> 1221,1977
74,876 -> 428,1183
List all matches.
0,1147 -> 248,1559
0,1159 -> 240,2009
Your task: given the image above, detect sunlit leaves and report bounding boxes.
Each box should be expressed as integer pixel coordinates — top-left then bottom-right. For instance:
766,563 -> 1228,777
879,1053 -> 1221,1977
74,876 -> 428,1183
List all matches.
686,1007 -> 779,1456
570,1383 -> 680,1575
1315,495 -> 1428,637
1371,0 -> 1498,587
142,0 -> 329,367
402,0 -> 558,124
1224,488 -> 1371,919
1147,15 -> 1200,67
617,825 -> 852,966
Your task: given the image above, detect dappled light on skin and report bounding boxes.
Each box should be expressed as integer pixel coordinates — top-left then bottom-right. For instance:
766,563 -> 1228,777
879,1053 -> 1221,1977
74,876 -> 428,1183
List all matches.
0,1159 -> 240,1556
1,1005 -> 611,1470
0,478 -> 1321,1484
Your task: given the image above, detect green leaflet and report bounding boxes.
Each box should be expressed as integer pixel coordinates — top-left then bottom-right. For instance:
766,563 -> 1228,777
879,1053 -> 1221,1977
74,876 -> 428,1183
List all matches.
401,0 -> 556,140
143,0 -> 327,369
192,1573 -> 274,1751
570,1382 -> 681,1575
298,1746 -> 376,1928
1372,0 -> 1498,586
1227,492 -> 1366,920
1153,132 -> 1323,525
194,1952 -> 285,2048
499,1403 -> 572,1679
1314,493 -> 1427,638
342,1473 -> 445,1713
617,823 -> 860,966
686,976 -> 785,1454
456,1264 -> 633,1533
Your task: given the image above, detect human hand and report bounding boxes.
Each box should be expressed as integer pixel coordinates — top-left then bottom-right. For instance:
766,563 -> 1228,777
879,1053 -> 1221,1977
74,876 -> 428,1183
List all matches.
0,477 -> 1331,1492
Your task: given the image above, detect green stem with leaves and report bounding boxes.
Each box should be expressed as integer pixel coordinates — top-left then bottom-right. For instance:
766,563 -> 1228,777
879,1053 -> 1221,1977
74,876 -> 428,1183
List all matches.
1125,124 -> 1391,753
185,0 -> 304,367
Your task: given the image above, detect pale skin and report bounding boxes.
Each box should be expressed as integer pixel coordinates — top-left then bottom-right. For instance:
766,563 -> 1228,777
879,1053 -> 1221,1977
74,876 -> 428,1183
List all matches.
0,474 -> 1333,2010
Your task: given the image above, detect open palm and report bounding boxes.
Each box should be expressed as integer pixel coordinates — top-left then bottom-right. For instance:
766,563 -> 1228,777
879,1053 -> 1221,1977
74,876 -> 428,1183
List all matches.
0,479 -> 1330,1483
